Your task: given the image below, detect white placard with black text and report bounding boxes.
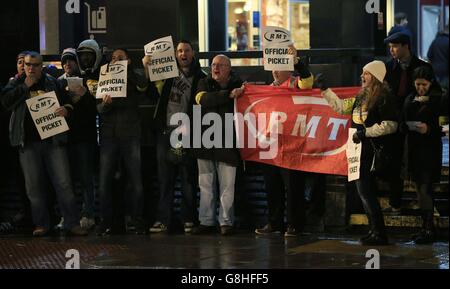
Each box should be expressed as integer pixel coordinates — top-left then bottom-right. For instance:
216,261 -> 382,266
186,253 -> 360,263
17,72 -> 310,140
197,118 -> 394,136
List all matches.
26,91 -> 69,140
346,128 -> 362,182
144,35 -> 179,81
262,26 -> 294,71
96,60 -> 128,99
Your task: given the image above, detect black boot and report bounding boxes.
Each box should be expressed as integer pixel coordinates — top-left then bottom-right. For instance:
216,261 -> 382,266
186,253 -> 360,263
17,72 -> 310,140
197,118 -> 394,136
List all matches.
413,211 -> 436,244
356,180 -> 389,246
361,230 -> 389,245
360,230 -> 373,242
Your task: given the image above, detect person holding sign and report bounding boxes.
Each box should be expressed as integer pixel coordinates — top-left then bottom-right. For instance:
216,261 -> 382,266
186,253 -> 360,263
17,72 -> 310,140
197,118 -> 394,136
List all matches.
257,45 -> 317,237
57,47 -> 98,231
270,45 -> 314,89
0,51 -> 87,237
400,66 -> 443,244
143,40 -> 206,234
231,45 -> 319,237
96,48 -> 148,236
316,60 -> 398,245
143,36 -> 180,82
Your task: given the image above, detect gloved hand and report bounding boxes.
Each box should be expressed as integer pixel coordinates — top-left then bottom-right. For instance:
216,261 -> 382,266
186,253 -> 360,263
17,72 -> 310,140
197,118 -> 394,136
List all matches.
352,129 -> 366,144
314,73 -> 328,91
294,56 -> 311,79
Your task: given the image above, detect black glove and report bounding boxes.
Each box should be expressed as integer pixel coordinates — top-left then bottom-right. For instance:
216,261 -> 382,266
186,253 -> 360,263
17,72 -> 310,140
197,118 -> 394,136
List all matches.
314,73 -> 328,91
352,129 -> 366,144
294,56 -> 310,79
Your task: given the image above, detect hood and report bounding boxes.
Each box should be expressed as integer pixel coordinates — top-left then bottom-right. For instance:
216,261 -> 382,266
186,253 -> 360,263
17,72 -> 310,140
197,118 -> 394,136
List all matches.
77,39 -> 102,75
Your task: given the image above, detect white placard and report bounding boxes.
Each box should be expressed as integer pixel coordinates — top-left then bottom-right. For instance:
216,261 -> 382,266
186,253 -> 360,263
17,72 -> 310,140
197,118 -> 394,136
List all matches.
96,60 -> 128,99
26,91 -> 69,140
346,128 -> 362,182
66,77 -> 83,91
144,35 -> 179,81
262,26 -> 294,71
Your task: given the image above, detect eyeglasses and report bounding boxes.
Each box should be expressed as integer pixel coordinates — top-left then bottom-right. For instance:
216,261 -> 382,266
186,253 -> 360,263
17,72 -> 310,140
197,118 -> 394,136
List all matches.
211,63 -> 229,68
24,62 -> 42,68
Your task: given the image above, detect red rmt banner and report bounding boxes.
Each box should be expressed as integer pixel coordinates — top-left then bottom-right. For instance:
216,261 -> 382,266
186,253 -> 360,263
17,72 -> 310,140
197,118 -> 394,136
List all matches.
235,84 -> 360,176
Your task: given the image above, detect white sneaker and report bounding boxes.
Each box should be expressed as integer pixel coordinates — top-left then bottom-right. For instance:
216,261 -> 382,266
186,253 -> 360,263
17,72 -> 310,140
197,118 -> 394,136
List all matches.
55,217 -> 64,231
149,221 -> 167,233
184,222 -> 194,233
80,217 -> 95,230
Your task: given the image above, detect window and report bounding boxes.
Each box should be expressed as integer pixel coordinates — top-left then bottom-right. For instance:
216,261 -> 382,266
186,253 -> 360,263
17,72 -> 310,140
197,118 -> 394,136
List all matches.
221,0 -> 310,65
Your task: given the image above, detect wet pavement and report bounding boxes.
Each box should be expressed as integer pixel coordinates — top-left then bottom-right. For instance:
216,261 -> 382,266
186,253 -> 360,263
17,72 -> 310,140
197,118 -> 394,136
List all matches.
0,231 -> 448,269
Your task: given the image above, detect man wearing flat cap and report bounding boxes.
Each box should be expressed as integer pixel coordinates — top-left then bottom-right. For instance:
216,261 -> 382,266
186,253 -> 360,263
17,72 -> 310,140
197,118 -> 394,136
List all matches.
383,31 -> 437,215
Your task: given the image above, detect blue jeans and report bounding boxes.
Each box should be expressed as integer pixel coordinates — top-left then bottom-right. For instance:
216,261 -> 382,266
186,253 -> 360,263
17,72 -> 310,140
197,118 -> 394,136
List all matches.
98,137 -> 143,225
19,141 -> 79,230
197,159 -> 236,226
155,130 -> 196,225
68,142 -> 96,218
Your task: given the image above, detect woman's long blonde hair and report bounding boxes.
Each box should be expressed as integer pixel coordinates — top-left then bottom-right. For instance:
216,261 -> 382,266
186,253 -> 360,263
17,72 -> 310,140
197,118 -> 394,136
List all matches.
356,77 -> 390,112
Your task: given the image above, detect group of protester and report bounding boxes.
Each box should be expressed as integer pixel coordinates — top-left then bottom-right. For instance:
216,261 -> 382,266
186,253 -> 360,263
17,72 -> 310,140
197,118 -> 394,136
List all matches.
0,26 -> 447,245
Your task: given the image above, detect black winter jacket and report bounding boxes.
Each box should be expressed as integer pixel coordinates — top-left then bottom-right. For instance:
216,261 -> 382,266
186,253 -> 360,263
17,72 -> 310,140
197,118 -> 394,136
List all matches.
402,83 -> 443,183
385,55 -> 433,113
194,72 -> 243,166
97,68 -> 148,139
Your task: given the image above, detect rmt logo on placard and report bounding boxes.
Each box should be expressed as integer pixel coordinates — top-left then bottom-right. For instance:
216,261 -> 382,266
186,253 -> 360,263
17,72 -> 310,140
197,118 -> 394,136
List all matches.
264,30 -> 290,43
101,63 -> 126,76
145,41 -> 172,55
29,97 -> 56,113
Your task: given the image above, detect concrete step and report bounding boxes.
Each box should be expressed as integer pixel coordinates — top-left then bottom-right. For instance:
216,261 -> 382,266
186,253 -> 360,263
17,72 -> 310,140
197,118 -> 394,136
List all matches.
349,214 -> 449,228
377,196 -> 448,217
378,196 -> 448,209
376,181 -> 449,196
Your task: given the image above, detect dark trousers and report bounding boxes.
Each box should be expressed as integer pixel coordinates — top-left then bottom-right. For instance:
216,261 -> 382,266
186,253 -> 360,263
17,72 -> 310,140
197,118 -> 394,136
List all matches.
68,141 -> 96,218
155,130 -> 197,225
304,172 -> 326,216
98,137 -> 144,226
355,157 -> 386,235
415,182 -> 434,211
261,164 -> 306,230
387,133 -> 405,208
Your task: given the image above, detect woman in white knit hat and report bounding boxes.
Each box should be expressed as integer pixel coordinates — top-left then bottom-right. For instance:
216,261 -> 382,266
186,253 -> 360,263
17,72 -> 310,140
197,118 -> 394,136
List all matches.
315,60 -> 398,245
